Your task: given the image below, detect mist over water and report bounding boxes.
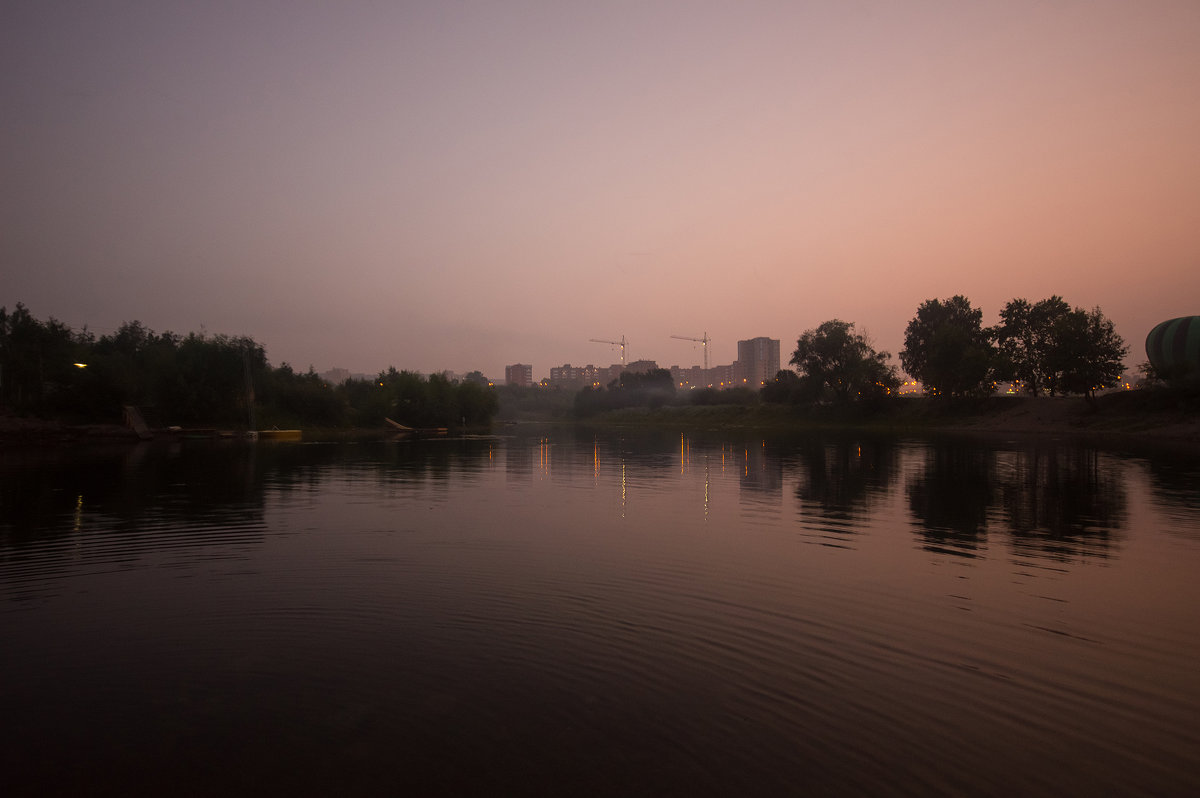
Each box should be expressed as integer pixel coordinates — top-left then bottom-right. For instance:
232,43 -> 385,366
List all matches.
2,431 -> 1198,796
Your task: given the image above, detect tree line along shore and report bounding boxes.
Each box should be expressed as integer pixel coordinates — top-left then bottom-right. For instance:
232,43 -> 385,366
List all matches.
1,296 -> 1196,446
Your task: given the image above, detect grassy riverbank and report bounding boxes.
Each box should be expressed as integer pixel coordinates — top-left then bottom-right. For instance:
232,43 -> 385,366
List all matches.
578,390 -> 1200,446
4,388 -> 1198,448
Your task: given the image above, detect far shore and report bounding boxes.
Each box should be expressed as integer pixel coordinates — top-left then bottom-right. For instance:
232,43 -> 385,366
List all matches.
3,390 -> 1198,451
552,390 -> 1200,452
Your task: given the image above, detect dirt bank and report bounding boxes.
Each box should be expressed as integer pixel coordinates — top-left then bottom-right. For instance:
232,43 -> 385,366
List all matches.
591,390 -> 1200,452
939,392 -> 1200,447
4,390 -> 1198,449
0,409 -> 138,446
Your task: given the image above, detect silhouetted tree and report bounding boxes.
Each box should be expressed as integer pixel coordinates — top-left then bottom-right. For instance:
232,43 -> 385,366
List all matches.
1047,306 -> 1127,400
760,369 -> 805,404
618,368 -> 675,394
0,303 -> 87,410
462,370 -> 490,387
901,296 -> 996,397
259,364 -> 344,427
161,333 -> 265,423
456,379 -> 499,425
366,368 -> 497,428
993,296 -> 1070,396
790,320 -> 899,402
89,321 -> 183,413
0,304 -> 502,428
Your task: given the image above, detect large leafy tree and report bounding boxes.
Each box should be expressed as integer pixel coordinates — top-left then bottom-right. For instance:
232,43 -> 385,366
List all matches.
1047,306 -> 1127,400
790,320 -> 899,402
994,296 -> 1070,396
0,302 -> 87,409
90,320 -> 183,411
900,296 -> 996,397
372,367 -> 499,427
618,367 -> 675,394
164,333 -> 266,424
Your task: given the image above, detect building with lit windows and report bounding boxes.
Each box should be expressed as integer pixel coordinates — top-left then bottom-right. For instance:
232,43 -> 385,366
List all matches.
549,363 -> 605,387
736,337 -> 781,387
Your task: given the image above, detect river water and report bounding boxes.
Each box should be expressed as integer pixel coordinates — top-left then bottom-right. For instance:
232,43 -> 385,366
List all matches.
2,429 -> 1198,796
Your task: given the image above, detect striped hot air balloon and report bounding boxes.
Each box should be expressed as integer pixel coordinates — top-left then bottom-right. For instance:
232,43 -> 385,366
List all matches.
1145,316 -> 1200,377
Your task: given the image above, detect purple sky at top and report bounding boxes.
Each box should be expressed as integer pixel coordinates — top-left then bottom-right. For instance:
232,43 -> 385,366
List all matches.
4,1 -> 1198,380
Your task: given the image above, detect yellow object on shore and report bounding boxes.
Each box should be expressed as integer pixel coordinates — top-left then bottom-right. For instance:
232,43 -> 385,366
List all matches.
256,429 -> 302,441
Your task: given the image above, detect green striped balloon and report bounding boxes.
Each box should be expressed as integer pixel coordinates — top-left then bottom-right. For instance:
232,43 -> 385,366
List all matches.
1145,316 -> 1200,376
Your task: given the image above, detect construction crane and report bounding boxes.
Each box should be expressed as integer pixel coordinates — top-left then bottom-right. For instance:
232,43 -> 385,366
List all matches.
589,336 -> 627,366
670,332 -> 711,370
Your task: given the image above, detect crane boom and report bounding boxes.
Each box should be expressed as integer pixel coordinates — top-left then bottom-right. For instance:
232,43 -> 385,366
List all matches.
669,331 -> 710,370
589,336 -> 627,366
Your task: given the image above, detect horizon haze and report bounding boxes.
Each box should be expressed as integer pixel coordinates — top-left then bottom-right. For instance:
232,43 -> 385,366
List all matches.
4,1 -> 1198,381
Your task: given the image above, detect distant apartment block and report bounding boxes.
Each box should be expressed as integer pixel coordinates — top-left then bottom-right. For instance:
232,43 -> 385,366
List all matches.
669,363 -> 746,389
320,367 -> 352,385
708,363 -> 737,388
505,363 -> 532,387
550,363 -> 626,388
737,337 -> 780,387
670,365 -> 704,389
550,363 -> 601,387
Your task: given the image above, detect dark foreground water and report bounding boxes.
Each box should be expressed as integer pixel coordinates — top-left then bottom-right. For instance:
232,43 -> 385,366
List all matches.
2,429 -> 1199,796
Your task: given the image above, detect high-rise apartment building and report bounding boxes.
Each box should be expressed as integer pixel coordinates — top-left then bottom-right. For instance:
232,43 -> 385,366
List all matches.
737,337 -> 780,387
505,363 -> 532,387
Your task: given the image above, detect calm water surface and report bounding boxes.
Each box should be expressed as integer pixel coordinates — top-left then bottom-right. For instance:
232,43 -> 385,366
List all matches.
2,429 -> 1199,796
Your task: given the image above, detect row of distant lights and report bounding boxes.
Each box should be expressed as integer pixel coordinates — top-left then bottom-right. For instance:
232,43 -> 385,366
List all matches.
529,379 -> 770,389
898,377 -> 1132,396
381,374 -> 1134,393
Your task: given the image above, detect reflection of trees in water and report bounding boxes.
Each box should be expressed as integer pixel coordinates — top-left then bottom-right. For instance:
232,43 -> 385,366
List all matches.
1142,457 -> 1200,541
794,439 -> 897,521
906,444 -> 994,558
995,446 -> 1124,561
371,438 -> 498,486
906,440 -> 1127,562
0,438 -> 508,552
0,442 -> 268,563
790,438 -> 898,547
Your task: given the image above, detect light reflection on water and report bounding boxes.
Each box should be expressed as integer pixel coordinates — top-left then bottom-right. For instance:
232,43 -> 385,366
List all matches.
1,430 -> 1199,796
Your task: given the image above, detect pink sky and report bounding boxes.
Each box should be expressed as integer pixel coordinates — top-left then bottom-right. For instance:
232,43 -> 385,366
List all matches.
4,1 -> 1198,380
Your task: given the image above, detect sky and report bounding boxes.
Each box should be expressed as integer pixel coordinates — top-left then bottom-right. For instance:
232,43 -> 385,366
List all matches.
4,1 -> 1198,380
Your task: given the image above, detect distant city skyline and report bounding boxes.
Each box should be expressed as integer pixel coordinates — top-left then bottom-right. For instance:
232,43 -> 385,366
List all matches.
5,2 -> 1197,380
